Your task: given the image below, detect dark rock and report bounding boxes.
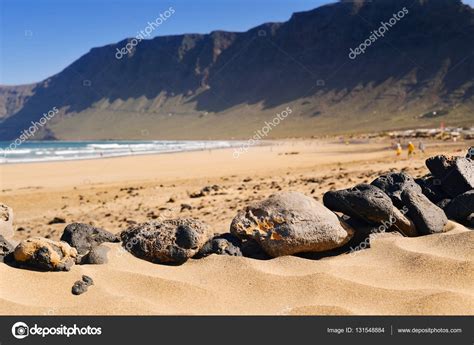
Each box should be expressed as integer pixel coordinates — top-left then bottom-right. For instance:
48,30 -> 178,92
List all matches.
202,185 -> 220,193
82,275 -> 94,286
436,198 -> 452,210
120,218 -> 212,265
81,245 -> 109,265
340,217 -> 387,254
72,281 -> 88,295
401,189 -> 448,235
48,217 -> 66,225
240,239 -> 270,260
415,175 -> 450,204
444,190 -> 474,222
189,191 -> 205,198
195,233 -> 242,258
371,172 -> 422,208
345,217 -> 381,247
13,237 -> 77,271
190,185 -> 220,198
230,192 -> 353,257
0,234 -> 14,262
467,214 -> 474,228
323,184 -> 416,237
60,223 -> 119,255
425,155 -> 474,197
180,203 -> 193,212
175,224 -> 201,249
324,184 -> 390,224
72,275 -> 93,295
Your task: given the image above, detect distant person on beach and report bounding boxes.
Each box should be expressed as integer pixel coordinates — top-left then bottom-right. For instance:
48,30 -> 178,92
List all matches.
396,143 -> 402,157
407,141 -> 415,158
418,141 -> 426,154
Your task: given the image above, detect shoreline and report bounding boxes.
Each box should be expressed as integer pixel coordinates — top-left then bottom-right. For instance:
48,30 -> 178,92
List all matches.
0,138 -> 472,316
0,139 -> 400,192
1,138 -> 469,236
0,140 -> 252,166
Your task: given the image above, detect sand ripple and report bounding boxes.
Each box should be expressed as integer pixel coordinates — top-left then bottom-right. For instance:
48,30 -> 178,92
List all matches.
0,223 -> 472,315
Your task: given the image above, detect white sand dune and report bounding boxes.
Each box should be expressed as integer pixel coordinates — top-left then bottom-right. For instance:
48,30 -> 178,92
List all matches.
1,223 -> 472,315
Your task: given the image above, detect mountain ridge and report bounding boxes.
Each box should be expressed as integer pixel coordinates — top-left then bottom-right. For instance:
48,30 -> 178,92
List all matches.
1,0 -> 473,140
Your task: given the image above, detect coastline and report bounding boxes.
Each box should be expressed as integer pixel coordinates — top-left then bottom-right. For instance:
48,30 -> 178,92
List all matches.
0,139 -> 388,190
1,138 -> 472,315
0,140 -> 248,165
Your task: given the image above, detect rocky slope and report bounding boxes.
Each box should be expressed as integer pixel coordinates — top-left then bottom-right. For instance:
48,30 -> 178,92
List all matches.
1,0 -> 473,140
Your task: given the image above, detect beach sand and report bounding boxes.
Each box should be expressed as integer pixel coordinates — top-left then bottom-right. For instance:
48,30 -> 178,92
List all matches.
0,138 -> 473,315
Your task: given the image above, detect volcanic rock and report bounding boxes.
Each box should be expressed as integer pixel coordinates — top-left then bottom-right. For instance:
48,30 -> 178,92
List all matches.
425,155 -> 474,197
371,172 -> 422,208
14,237 -> 77,271
60,223 -> 119,255
120,218 -> 212,265
196,233 -> 242,258
401,189 -> 448,235
81,245 -> 109,265
444,190 -> 474,223
323,184 -> 416,237
230,192 -> 353,257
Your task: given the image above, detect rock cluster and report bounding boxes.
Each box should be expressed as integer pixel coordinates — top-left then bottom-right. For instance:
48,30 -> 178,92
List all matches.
425,155 -> 473,197
1,151 -> 472,270
321,158 -> 465,241
321,152 -> 472,243
4,223 -> 118,271
190,185 -> 220,198
72,275 -> 94,295
420,152 -> 474,226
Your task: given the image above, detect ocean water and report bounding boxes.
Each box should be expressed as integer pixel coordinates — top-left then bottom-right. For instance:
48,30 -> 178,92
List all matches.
0,141 -> 241,164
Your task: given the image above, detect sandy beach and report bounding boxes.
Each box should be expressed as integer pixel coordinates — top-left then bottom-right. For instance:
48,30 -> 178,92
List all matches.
1,138 -> 473,315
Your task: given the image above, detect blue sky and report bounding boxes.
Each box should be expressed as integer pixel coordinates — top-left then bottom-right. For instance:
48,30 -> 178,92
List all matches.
1,0 -> 473,85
